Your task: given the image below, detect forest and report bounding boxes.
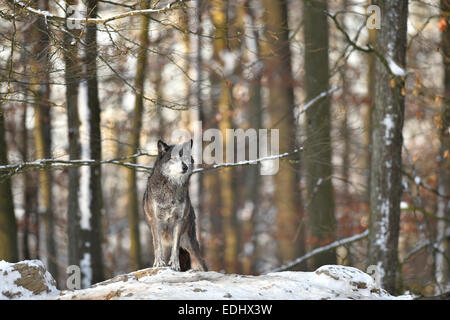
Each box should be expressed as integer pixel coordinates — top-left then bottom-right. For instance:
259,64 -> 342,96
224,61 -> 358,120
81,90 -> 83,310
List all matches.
0,0 -> 448,298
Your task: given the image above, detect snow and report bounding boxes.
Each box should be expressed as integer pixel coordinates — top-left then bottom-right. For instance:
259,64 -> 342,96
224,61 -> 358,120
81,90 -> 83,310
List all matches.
56,265 -> 413,300
78,81 -> 91,231
400,201 -> 409,209
220,50 -> 239,76
80,253 -> 92,289
0,260 -> 59,300
388,58 -> 407,77
382,113 -> 395,146
414,176 -> 421,185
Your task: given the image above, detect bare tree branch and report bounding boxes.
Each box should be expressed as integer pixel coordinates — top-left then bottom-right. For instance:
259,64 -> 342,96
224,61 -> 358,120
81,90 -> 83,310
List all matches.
11,0 -> 187,24
267,229 -> 369,273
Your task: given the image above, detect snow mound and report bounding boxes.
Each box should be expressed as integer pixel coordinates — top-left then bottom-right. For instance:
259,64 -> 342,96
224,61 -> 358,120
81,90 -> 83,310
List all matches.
0,260 -> 59,300
58,265 -> 413,300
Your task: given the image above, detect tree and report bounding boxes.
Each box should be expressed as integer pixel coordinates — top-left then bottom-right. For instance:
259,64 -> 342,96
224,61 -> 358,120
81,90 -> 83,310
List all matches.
0,104 -> 18,262
30,0 -> 58,280
303,0 -> 336,269
82,0 -> 105,285
210,0 -> 240,273
64,0 -> 83,270
435,0 -> 450,293
19,34 -> 39,261
367,0 -> 408,294
126,0 -> 151,272
260,0 -> 304,268
242,0 -> 263,274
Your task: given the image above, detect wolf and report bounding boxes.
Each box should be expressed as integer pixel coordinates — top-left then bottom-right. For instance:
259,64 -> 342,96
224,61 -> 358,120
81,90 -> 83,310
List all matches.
143,139 -> 208,271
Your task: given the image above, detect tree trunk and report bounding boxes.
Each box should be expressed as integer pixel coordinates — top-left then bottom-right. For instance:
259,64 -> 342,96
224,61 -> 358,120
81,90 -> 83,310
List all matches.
126,0 -> 151,272
363,24 -> 377,202
83,0 -> 105,285
367,0 -> 408,294
30,0 -> 58,280
0,105 -> 18,262
242,0 -> 263,274
435,0 -> 450,293
303,0 -> 336,269
64,0 -> 82,269
260,0 -> 304,269
211,0 -> 240,273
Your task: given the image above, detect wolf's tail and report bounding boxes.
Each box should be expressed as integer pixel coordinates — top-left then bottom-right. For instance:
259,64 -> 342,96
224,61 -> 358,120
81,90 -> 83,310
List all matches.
179,247 -> 191,271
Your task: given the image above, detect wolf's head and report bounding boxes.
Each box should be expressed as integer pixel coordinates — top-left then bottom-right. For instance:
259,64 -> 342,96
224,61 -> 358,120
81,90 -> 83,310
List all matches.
156,139 -> 194,185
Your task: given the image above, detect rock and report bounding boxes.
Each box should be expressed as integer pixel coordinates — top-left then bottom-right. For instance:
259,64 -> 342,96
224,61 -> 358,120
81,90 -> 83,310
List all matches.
0,260 -> 59,300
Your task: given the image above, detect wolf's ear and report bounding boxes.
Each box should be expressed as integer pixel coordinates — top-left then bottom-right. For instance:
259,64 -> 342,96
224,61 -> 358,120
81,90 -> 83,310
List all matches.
157,140 -> 170,155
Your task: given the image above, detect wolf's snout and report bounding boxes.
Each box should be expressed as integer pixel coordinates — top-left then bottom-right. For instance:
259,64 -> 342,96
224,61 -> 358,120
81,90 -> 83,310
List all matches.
182,162 -> 188,173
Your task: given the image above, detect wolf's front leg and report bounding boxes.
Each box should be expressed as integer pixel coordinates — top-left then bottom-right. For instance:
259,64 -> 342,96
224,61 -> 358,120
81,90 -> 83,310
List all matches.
152,223 -> 166,268
169,223 -> 182,271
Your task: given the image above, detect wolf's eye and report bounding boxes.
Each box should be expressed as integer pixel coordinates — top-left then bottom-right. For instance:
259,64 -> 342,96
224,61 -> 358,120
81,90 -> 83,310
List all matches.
179,149 -> 183,157
191,156 -> 194,164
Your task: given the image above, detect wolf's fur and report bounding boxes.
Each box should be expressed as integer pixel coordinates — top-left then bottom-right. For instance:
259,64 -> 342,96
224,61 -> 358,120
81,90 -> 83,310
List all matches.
143,139 -> 208,271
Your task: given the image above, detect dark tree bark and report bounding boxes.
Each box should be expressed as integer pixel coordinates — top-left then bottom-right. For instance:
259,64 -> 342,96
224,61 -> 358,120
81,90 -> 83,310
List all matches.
64,0 -> 82,269
367,0 -> 408,294
241,0 -> 263,274
83,0 -> 105,285
0,105 -> 18,262
303,0 -> 336,269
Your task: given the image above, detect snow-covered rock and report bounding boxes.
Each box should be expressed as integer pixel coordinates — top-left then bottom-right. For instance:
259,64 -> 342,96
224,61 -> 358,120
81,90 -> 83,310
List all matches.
0,261 -> 413,300
57,265 -> 413,300
0,260 -> 59,300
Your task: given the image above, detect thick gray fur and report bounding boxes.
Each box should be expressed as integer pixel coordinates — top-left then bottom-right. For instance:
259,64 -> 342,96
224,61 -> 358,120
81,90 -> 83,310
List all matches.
143,139 -> 208,271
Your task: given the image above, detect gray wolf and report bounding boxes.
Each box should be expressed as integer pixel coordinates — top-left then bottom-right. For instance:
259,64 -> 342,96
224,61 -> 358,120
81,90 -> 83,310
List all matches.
143,139 -> 208,271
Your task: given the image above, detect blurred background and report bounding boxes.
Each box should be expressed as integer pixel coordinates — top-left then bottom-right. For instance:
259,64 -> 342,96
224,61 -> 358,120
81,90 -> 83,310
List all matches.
0,0 -> 448,296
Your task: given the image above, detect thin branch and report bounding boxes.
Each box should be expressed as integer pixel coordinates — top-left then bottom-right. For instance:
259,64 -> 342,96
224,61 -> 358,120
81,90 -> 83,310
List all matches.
401,228 -> 450,265
11,0 -> 187,24
266,229 -> 369,273
0,147 -> 304,177
298,86 -> 340,115
192,147 -> 304,174
402,170 -> 450,199
325,10 -> 401,78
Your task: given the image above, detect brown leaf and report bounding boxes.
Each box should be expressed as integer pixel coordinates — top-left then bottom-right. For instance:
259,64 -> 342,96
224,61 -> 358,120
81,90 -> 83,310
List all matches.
438,18 -> 448,32
390,79 -> 396,88
416,110 -> 424,120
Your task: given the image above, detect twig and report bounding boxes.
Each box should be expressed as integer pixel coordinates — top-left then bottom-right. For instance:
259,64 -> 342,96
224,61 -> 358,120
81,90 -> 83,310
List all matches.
325,10 -> 400,78
402,170 -> 450,199
0,148 -> 304,177
192,147 -> 303,174
266,229 -> 369,273
11,0 -> 187,24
